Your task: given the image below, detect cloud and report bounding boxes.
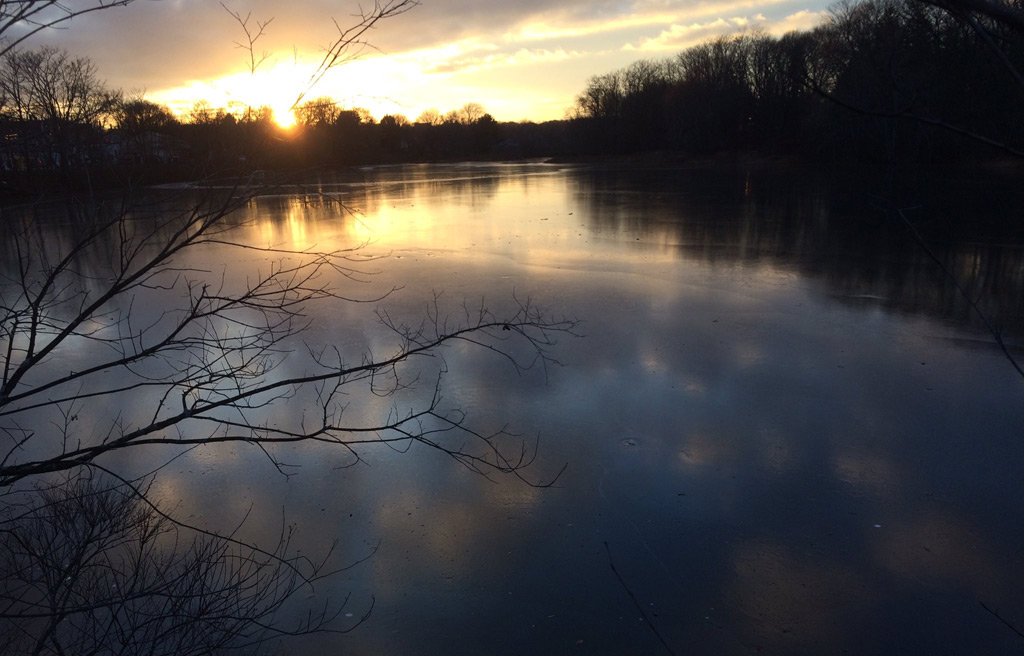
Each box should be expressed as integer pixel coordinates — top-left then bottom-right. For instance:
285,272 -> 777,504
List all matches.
507,10 -> 683,41
769,9 -> 827,33
11,0 -> 835,122
421,45 -> 578,75
497,0 -> 799,44
625,9 -> 827,51
626,17 -> 746,51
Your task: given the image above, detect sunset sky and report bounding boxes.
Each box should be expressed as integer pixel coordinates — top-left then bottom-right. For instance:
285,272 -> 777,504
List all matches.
30,0 -> 832,123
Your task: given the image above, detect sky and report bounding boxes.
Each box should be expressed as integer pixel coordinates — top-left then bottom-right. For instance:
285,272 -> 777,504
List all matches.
27,0 -> 832,124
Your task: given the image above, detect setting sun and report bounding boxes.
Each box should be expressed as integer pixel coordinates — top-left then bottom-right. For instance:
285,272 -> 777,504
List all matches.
153,59 -> 313,125
273,105 -> 296,128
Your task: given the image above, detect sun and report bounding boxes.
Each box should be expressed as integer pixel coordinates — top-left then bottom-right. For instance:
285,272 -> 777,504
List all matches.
159,59 -> 317,129
237,60 -> 309,128
273,104 -> 296,128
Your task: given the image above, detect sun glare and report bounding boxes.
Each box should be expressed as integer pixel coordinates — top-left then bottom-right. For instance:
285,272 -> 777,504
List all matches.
160,61 -> 311,127
273,105 -> 296,128
257,63 -> 305,128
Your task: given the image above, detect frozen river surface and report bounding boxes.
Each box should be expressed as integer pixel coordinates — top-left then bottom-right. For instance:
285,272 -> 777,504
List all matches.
13,161 -> 1024,654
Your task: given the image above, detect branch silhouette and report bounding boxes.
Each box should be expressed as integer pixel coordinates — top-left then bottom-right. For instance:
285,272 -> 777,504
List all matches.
0,174 -> 578,653
0,180 -> 579,487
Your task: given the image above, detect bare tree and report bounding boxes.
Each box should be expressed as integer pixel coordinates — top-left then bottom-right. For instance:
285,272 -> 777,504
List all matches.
188,99 -> 217,125
575,71 -> 625,120
295,96 -> 342,127
380,112 -> 409,127
113,94 -> 176,133
457,101 -> 487,124
801,0 -> 1024,159
111,94 -> 177,163
0,47 -> 113,124
0,471 -> 365,655
0,46 -> 116,170
921,0 -> 1024,32
415,108 -> 442,125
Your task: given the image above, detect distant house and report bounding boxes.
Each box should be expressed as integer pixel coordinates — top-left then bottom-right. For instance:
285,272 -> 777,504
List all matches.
0,119 -> 108,171
0,120 -> 60,171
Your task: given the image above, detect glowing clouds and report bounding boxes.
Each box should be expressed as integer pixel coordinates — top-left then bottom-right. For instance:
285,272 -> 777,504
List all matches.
626,9 -> 828,52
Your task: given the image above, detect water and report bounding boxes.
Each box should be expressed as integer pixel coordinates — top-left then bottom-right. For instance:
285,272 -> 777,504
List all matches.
3,162 -> 1023,654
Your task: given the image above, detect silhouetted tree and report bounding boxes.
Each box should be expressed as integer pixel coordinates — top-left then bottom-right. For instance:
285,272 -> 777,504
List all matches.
620,59 -> 672,150
295,96 -> 342,128
575,71 -> 625,122
671,35 -> 755,152
745,30 -> 814,151
457,101 -> 486,124
416,108 -> 443,125
567,0 -> 1024,162
189,99 -> 217,125
473,113 -> 500,153
0,472 -> 353,655
113,95 -> 176,133
0,46 -> 115,174
110,95 -> 178,167
378,113 -> 410,155
806,0 -> 1024,162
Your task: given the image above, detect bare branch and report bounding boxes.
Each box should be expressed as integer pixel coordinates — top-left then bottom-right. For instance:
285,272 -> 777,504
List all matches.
918,0 -> 1024,32
293,0 -> 420,110
895,207 -> 1024,380
801,74 -> 1024,158
0,1 -> 136,59
220,2 -> 275,74
0,470 -> 373,653
0,178 -> 580,488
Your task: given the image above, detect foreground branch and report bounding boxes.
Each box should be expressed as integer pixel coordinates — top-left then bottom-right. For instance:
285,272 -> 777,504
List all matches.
0,180 -> 580,486
0,471 -> 369,655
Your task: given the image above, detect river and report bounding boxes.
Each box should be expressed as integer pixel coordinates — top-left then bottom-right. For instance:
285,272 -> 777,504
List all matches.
4,161 -> 1023,654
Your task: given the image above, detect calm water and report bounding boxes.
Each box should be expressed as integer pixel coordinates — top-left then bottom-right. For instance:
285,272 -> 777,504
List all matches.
6,162 -> 1024,654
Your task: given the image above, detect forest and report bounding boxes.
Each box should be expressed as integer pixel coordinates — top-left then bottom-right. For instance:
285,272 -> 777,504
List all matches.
0,0 -> 1022,191
569,0 -> 1024,164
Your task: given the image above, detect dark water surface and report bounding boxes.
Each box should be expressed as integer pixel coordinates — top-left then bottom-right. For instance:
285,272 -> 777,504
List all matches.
10,162 -> 1024,654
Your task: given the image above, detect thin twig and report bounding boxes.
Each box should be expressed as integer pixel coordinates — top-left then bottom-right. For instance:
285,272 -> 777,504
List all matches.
802,75 -> 1024,159
896,208 -> 1024,381
980,601 -> 1024,641
603,541 -> 676,656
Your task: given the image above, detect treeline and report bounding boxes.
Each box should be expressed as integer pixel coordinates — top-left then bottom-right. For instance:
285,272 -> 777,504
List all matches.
570,0 -> 1024,165
282,100 -> 569,167
174,99 -> 570,170
0,47 -> 570,190
1,0 -> 1021,192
